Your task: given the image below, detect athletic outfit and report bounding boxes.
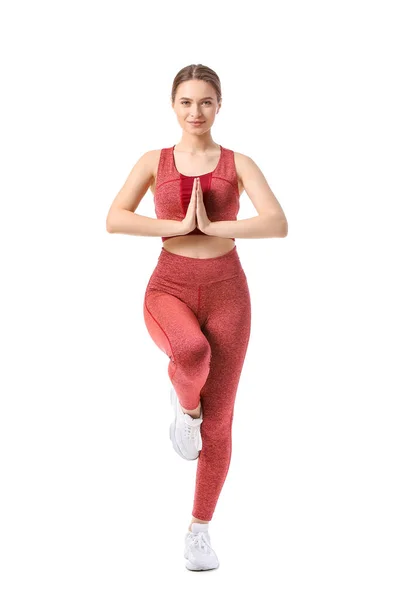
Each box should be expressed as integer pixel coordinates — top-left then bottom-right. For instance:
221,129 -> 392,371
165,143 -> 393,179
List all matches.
143,145 -> 252,522
154,144 -> 239,241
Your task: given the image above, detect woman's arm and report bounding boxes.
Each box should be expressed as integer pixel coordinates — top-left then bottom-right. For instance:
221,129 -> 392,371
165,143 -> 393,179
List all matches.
106,150 -> 184,237
107,210 -> 185,237
206,152 -> 288,239
205,214 -> 287,239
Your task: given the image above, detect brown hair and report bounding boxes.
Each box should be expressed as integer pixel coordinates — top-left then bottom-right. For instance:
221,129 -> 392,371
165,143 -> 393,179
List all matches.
171,64 -> 222,105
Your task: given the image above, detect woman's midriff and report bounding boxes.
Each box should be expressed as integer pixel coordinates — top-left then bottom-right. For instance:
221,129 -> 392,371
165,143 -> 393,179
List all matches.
162,235 -> 236,259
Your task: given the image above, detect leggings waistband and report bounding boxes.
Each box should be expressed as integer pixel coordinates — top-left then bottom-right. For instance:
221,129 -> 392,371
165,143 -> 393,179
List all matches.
153,245 -> 245,286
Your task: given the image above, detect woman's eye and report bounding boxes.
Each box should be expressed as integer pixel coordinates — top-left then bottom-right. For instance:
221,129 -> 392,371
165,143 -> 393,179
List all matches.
181,101 -> 212,105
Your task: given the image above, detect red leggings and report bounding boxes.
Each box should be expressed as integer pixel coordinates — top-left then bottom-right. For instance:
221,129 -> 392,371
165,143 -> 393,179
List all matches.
143,245 -> 251,521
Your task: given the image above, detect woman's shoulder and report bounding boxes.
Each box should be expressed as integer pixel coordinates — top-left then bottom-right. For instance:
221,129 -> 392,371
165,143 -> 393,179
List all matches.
232,150 -> 261,176
231,150 -> 250,184
142,148 -> 168,178
144,148 -> 174,191
231,149 -> 250,163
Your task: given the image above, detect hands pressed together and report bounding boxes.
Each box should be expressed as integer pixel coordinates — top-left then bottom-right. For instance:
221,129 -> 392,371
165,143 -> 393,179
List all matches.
180,177 -> 212,235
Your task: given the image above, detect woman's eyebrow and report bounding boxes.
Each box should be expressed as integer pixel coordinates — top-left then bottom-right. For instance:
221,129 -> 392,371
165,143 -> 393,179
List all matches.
178,96 -> 214,101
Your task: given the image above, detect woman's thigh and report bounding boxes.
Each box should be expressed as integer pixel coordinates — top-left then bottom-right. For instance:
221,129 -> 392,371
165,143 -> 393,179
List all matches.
202,273 -> 251,356
199,273 -> 252,415
143,286 -> 210,367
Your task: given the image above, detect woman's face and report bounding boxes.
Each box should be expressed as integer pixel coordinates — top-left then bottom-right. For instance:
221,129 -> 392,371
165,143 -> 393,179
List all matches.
172,79 -> 220,134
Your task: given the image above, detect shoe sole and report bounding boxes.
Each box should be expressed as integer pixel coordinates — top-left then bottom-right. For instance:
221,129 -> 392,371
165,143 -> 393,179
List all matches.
169,389 -> 199,461
185,559 -> 219,571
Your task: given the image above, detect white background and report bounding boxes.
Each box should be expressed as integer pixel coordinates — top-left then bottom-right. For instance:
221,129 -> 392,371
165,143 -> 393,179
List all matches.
1,0 -> 399,598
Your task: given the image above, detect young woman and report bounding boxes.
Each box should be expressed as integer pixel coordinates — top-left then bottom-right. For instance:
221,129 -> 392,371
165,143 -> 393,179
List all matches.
106,64 -> 288,571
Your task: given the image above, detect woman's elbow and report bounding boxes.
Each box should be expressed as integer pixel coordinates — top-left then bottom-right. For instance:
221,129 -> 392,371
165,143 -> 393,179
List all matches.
106,210 -> 116,233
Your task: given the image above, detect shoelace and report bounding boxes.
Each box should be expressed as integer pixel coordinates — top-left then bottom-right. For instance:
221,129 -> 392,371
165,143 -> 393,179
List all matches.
188,531 -> 210,553
183,418 -> 202,440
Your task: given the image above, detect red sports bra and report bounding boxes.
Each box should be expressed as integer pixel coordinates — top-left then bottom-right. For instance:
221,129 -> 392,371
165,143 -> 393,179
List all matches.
153,145 -> 240,242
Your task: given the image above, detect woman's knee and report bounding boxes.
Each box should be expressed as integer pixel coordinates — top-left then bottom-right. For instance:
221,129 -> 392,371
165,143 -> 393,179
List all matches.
177,335 -> 211,374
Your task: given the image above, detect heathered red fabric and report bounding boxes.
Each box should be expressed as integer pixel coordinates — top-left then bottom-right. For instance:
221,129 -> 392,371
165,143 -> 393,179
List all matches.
154,145 -> 240,242
143,246 -> 251,521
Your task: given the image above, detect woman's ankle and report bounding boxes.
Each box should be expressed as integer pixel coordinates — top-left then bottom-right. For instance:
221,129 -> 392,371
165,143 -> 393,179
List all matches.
181,401 -> 201,419
188,517 -> 209,531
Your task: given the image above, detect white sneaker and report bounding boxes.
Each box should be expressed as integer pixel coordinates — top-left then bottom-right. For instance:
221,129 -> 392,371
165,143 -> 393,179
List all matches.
184,523 -> 220,571
169,387 -> 203,460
